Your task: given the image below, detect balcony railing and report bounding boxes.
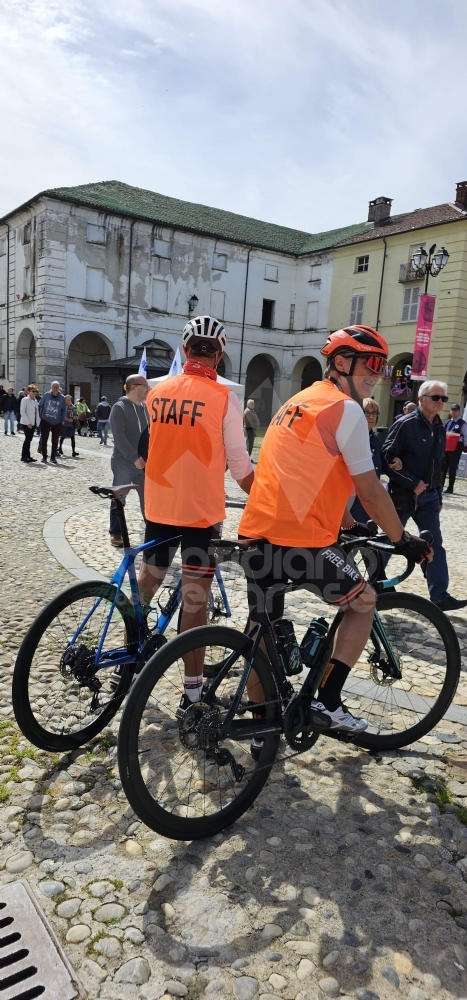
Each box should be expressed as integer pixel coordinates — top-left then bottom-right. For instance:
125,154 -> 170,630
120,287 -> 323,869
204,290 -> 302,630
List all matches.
399,262 -> 421,283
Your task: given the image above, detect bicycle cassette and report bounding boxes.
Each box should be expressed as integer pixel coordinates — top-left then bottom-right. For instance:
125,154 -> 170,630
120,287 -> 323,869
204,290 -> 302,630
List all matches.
283,694 -> 324,752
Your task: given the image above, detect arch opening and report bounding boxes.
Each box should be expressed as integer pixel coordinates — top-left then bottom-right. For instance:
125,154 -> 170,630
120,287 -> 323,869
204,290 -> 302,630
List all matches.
245,354 -> 278,425
67,331 -> 112,406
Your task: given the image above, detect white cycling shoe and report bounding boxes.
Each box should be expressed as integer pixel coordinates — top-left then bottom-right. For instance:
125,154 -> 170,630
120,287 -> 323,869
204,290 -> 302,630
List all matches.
309,700 -> 368,733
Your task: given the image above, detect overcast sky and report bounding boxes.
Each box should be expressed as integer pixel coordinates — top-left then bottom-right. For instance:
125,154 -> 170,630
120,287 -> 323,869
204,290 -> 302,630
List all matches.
1,0 -> 466,233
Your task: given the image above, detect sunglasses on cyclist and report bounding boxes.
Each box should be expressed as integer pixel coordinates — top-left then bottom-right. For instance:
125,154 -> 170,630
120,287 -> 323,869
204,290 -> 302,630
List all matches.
189,341 -> 219,356
364,355 -> 387,374
423,394 -> 448,403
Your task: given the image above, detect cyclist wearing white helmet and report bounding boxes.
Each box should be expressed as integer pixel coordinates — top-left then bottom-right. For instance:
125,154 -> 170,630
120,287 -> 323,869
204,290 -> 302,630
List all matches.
139,316 -> 254,710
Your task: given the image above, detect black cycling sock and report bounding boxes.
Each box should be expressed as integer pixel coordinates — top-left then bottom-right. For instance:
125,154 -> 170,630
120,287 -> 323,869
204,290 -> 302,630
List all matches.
318,659 -> 351,711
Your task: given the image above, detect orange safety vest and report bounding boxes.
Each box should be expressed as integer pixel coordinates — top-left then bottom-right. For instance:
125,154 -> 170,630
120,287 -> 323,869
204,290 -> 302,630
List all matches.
144,373 -> 230,528
239,380 -> 354,547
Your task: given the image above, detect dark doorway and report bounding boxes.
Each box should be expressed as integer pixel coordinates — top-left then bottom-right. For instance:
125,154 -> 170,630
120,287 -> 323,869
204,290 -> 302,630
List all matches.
301,358 -> 322,390
245,355 -> 276,425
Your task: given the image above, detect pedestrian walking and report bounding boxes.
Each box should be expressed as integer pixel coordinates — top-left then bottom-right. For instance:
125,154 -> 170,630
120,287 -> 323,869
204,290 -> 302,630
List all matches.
382,380 -> 467,611
1,388 -> 17,435
95,396 -> 111,445
58,396 -> 79,457
16,388 -> 28,431
243,398 -> 260,456
108,375 -> 149,547
38,381 -> 67,464
76,397 -> 91,435
443,403 -> 467,494
20,384 -> 40,462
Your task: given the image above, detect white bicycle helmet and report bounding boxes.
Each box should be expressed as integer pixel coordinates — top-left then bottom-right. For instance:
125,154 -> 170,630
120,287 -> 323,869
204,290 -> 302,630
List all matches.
182,315 -> 227,351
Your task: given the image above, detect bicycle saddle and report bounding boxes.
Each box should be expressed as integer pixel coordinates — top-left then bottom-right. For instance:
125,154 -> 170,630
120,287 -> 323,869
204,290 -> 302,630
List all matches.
89,484 -> 139,501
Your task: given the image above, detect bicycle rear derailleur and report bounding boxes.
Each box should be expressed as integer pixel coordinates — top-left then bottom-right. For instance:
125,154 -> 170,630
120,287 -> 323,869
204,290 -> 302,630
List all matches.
177,702 -> 245,783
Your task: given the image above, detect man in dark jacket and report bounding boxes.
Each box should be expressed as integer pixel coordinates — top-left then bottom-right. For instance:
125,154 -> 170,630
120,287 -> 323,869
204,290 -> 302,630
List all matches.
38,381 -> 67,464
108,376 -> 149,546
95,396 -> 112,446
1,388 -> 17,435
382,380 -> 467,611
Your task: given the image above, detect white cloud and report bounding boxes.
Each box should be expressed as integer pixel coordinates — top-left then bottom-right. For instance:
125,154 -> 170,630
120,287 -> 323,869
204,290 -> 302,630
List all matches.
1,0 -> 467,231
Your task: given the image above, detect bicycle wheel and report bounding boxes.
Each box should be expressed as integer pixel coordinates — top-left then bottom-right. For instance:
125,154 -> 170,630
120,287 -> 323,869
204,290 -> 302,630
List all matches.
340,592 -> 460,750
13,581 -> 139,752
118,625 -> 281,840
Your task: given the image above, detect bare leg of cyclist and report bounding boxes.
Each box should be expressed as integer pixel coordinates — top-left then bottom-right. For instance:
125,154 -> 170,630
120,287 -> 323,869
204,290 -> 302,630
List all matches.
138,561 -> 212,681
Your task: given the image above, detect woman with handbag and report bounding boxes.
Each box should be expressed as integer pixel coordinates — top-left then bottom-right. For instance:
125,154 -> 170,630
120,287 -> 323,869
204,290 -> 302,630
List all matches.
58,396 -> 79,457
443,403 -> 467,494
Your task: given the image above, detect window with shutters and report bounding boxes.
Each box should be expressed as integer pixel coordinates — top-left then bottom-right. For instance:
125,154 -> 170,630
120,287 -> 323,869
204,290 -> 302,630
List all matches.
85,266 -> 105,301
23,222 -> 31,245
264,264 -> 278,282
151,278 -> 168,312
212,252 -> 228,271
86,224 -> 107,244
306,301 -> 319,329
349,294 -> 365,325
261,299 -> 275,328
23,266 -> 31,297
401,286 -> 420,322
210,288 -> 225,319
153,238 -> 172,259
0,238 -> 6,256
310,263 -> 321,282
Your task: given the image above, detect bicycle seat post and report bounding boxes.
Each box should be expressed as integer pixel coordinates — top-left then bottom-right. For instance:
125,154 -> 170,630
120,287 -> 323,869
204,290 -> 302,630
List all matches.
115,497 -> 131,549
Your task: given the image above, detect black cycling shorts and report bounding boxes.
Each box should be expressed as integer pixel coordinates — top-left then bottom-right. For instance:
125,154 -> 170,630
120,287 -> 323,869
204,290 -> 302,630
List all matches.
240,540 -> 366,621
143,521 -> 217,578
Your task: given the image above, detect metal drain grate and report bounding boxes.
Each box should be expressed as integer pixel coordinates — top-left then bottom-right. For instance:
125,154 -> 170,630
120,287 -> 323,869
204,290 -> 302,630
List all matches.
0,880 -> 84,999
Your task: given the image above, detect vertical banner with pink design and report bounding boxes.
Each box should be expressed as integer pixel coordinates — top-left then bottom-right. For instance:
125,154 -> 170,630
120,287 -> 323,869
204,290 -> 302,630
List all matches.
411,294 -> 436,380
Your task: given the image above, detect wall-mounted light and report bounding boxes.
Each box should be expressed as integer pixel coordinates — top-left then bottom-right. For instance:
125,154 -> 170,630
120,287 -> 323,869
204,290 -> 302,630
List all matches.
188,294 -> 199,314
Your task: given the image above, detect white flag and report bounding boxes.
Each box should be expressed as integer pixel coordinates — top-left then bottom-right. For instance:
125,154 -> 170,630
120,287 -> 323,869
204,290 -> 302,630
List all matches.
168,347 -> 183,376
138,347 -> 148,377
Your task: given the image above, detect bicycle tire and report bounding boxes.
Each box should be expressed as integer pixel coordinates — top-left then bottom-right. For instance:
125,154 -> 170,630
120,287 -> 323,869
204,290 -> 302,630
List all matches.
118,625 -> 281,840
13,581 -> 139,752
341,592 -> 460,751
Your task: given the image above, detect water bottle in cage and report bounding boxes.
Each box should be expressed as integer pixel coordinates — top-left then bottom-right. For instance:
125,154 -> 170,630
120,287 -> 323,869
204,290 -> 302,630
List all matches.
274,619 -> 302,676
300,618 -> 329,666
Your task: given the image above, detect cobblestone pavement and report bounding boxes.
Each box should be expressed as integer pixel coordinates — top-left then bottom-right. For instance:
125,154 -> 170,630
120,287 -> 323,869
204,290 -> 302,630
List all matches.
1,431 -> 467,1000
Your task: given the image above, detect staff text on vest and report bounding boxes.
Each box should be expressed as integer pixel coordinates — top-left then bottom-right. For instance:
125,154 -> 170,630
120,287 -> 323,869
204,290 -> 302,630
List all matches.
150,397 -> 206,426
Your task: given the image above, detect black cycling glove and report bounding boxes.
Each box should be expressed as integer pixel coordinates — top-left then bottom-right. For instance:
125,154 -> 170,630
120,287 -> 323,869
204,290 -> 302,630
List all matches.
394,531 -> 432,564
341,520 -> 377,539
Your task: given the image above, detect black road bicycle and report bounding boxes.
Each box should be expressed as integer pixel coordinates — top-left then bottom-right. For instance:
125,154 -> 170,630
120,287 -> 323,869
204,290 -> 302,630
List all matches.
118,530 -> 461,841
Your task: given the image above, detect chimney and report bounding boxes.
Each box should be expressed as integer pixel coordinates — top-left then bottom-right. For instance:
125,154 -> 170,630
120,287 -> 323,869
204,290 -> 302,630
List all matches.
367,196 -> 392,225
455,181 -> 467,208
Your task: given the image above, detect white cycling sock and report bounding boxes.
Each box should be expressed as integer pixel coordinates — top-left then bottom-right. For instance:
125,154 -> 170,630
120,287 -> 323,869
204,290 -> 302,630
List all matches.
184,673 -> 204,703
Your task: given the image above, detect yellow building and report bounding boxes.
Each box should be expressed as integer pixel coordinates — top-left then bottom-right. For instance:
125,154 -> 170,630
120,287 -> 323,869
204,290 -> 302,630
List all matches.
327,185 -> 467,424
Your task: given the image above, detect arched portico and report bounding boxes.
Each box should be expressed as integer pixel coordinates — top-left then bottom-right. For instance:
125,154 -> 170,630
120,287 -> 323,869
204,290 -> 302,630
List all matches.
67,331 -> 113,406
15,328 -> 36,390
377,352 -> 415,423
245,353 -> 280,425
290,355 -> 323,394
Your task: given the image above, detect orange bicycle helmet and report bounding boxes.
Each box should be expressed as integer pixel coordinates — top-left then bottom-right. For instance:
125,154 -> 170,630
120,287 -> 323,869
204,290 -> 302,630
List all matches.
321,326 -> 388,360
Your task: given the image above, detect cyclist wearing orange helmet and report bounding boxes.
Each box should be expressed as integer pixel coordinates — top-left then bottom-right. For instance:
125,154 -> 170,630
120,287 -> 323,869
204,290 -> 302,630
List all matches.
239,325 -> 432,741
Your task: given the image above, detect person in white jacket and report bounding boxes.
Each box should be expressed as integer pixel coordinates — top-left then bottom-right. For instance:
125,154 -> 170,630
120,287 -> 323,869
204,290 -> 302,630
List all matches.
20,384 -> 40,463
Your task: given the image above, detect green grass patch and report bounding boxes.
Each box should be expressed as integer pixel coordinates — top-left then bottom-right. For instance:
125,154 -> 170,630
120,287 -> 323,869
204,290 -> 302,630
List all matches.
98,732 -> 117,751
0,784 -> 10,802
455,806 -> 467,826
411,774 -> 455,811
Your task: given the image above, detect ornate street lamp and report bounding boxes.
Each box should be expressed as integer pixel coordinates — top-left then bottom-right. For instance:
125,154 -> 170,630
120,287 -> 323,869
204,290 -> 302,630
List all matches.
411,243 -> 450,293
188,294 -> 199,314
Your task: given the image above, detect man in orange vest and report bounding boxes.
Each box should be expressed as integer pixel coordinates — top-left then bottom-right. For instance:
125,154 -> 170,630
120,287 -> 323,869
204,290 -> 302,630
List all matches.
139,315 -> 254,709
239,326 -> 432,744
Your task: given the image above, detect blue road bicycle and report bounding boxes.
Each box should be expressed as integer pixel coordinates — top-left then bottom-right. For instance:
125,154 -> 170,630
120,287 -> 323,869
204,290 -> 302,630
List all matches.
13,485 -> 243,752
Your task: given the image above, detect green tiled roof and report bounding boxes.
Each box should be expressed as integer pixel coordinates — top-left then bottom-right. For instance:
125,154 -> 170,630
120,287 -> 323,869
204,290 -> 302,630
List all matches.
33,180 -> 367,256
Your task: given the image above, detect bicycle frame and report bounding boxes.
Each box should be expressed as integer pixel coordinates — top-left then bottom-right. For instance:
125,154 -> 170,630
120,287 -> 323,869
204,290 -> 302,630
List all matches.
68,539 -> 233,674
213,534 -> 414,743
